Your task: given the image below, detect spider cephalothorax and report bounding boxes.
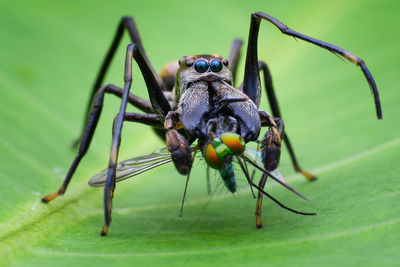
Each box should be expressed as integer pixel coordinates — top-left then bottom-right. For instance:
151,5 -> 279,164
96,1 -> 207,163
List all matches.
173,54 -> 261,143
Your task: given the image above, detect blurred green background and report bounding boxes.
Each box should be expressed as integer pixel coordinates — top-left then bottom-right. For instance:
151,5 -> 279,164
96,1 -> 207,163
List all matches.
0,0 -> 399,266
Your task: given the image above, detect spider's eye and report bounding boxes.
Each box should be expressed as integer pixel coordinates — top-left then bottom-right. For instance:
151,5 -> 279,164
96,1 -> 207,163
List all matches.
194,59 -> 208,73
210,59 -> 223,72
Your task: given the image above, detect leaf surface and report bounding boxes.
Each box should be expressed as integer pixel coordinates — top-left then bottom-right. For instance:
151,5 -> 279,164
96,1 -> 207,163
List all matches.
0,0 -> 399,266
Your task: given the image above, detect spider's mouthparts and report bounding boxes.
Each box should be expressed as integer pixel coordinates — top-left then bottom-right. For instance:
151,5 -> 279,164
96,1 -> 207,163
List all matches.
196,74 -> 222,82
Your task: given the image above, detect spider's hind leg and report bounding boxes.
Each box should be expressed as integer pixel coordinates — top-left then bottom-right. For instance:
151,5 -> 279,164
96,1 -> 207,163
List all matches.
41,84 -> 149,203
159,61 -> 180,92
228,39 -> 243,86
258,62 -> 316,181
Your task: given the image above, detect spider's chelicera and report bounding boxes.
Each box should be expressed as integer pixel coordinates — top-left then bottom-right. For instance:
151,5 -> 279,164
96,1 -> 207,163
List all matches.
42,12 -> 382,236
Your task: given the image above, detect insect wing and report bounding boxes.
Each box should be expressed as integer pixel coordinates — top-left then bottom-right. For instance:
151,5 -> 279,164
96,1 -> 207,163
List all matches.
88,148 -> 172,187
244,147 -> 285,182
244,147 -> 263,165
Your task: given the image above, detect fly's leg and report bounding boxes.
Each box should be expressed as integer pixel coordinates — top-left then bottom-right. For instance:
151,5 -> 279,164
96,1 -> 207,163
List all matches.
255,173 -> 268,228
206,166 -> 211,195
235,157 -> 271,227
41,84 -> 153,203
258,63 -> 316,180
164,111 -> 192,175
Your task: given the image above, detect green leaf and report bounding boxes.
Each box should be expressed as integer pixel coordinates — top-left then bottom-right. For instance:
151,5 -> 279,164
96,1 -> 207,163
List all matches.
1,0 -> 399,266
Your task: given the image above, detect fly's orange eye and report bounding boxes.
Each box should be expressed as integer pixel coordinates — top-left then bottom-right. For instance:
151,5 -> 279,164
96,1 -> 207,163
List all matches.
221,132 -> 245,155
204,143 -> 223,169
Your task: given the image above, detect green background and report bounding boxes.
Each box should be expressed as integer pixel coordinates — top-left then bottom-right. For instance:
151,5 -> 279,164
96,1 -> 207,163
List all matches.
0,0 -> 399,266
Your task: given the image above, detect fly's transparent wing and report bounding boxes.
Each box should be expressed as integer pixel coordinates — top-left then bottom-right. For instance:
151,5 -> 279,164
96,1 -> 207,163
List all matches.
244,147 -> 285,182
244,147 -> 263,165
88,147 -> 172,187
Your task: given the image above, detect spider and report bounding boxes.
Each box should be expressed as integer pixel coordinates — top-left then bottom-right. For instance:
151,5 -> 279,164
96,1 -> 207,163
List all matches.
42,12 -> 382,236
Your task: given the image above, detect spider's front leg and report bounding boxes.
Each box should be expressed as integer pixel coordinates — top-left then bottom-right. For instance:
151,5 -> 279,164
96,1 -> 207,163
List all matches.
242,12 -> 383,184
101,43 -> 171,236
244,12 -> 381,118
241,16 -> 317,181
74,16 -> 163,147
164,111 -> 192,175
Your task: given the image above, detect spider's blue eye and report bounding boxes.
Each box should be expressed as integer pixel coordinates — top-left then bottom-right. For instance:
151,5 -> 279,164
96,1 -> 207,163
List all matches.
194,59 -> 208,73
210,59 -> 223,72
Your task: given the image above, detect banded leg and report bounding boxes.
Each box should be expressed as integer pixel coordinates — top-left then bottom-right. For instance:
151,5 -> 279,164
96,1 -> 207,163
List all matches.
259,111 -> 285,172
255,173 -> 268,228
74,16 -> 164,146
259,62 -> 316,181
124,112 -> 162,128
111,112 -> 163,136
164,111 -> 192,175
101,43 -> 171,235
110,112 -> 163,140
42,84 -> 152,203
243,12 -> 381,118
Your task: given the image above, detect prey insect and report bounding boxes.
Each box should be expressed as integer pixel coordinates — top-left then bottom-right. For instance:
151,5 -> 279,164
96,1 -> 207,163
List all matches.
42,12 -> 382,236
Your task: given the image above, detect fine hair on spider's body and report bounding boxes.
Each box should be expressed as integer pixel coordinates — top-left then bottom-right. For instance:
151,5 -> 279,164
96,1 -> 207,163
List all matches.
41,12 -> 382,236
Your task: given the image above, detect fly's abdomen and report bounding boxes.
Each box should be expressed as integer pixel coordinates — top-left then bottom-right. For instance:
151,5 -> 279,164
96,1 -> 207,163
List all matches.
219,164 -> 236,193
203,132 -> 245,193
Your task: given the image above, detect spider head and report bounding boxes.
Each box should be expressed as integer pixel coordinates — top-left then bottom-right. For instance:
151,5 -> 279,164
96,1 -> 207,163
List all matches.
174,54 -> 232,99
